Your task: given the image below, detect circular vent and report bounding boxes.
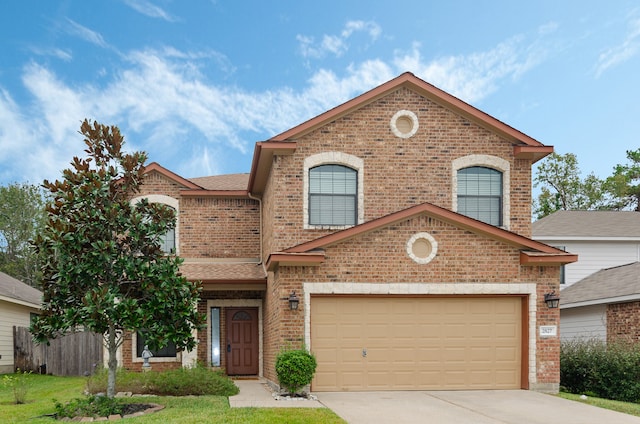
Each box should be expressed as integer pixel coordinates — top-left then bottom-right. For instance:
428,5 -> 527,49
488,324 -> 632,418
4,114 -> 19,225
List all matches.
390,110 -> 419,138
406,232 -> 438,264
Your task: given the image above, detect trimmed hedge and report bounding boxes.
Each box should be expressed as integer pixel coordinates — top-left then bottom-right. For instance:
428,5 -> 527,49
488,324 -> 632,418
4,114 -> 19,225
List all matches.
275,349 -> 317,395
561,338 -> 640,402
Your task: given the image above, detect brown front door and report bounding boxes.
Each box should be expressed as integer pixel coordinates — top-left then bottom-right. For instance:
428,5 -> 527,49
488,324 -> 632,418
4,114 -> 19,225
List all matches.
226,307 -> 259,375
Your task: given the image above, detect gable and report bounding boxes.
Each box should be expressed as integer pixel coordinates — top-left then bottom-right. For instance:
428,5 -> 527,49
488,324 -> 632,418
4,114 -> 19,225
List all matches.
266,202 -> 576,270
249,73 -> 552,195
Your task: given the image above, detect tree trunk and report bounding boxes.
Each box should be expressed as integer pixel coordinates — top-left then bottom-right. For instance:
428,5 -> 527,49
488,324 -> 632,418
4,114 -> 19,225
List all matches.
106,324 -> 118,398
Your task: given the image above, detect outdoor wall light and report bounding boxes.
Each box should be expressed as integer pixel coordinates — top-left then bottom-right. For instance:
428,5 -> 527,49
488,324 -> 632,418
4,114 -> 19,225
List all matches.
288,291 -> 300,311
544,291 -> 560,309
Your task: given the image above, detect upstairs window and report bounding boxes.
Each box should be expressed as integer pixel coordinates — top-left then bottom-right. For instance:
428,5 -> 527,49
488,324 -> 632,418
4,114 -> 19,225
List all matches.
457,166 -> 503,226
160,206 -> 176,254
309,165 -> 357,226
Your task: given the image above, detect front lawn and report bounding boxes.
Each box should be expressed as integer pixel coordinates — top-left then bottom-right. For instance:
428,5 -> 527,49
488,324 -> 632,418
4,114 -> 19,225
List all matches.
558,392 -> 640,417
0,373 -> 345,423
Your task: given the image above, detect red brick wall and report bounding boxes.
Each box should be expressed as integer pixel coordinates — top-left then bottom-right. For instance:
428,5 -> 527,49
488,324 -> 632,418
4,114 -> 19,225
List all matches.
607,301 -> 640,343
263,87 -> 534,255
179,197 -> 260,258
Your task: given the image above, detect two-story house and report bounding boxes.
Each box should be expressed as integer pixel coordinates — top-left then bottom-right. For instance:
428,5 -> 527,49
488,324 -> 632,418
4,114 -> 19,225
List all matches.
116,72 -> 576,393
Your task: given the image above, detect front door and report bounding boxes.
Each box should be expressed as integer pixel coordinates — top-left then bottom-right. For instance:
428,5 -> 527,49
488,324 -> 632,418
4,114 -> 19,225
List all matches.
226,307 -> 259,375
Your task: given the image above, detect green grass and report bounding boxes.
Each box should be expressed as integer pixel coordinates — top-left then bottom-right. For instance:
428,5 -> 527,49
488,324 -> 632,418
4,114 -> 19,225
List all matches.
558,392 -> 640,417
0,373 -> 345,423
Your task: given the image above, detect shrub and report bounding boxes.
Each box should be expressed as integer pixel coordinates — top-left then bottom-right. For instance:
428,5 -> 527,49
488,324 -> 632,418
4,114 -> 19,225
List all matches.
275,348 -> 317,395
561,338 -> 640,402
54,395 -> 123,418
86,363 -> 238,396
2,369 -> 31,404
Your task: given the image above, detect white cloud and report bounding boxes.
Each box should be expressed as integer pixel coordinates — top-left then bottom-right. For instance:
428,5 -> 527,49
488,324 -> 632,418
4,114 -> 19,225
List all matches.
122,0 -> 177,22
595,15 -> 640,77
65,19 -> 110,48
298,20 -> 382,59
0,25 -> 549,183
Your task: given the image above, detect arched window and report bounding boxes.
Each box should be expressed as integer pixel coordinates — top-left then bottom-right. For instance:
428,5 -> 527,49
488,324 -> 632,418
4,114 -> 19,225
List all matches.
308,164 -> 357,226
160,206 -> 176,254
457,166 -> 503,226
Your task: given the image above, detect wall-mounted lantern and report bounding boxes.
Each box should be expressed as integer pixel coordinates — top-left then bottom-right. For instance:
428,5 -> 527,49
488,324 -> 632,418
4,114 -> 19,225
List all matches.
288,291 -> 300,311
544,291 -> 560,309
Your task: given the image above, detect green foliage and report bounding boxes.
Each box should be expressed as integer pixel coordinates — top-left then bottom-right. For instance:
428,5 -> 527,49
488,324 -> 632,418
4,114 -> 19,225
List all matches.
86,365 -> 239,397
533,152 -> 606,219
0,183 -> 46,288
29,119 -> 205,397
561,339 -> 640,402
604,148 -> 640,211
54,395 -> 123,419
2,369 -> 32,404
275,348 -> 317,394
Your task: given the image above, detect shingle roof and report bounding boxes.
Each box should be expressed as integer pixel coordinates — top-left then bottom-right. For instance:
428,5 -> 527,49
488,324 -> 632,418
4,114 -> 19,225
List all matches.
180,260 -> 266,282
560,262 -> 640,307
187,174 -> 249,191
0,272 -> 42,307
533,211 -> 640,238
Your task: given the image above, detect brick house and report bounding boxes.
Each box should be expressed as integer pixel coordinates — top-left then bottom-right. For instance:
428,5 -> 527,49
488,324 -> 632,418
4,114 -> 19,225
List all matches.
117,72 -> 576,392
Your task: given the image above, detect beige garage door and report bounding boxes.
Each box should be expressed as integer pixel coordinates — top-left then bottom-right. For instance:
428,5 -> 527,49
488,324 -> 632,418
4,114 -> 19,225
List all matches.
311,296 -> 522,391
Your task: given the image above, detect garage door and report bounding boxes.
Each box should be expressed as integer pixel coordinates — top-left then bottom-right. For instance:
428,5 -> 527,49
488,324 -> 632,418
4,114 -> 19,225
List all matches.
311,296 -> 522,391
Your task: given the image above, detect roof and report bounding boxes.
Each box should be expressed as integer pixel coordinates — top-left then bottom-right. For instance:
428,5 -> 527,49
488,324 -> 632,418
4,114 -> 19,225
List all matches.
267,202 -> 576,270
560,262 -> 640,308
248,72 -> 552,194
180,259 -> 266,282
533,211 -> 640,239
188,174 -> 250,191
0,272 -> 42,308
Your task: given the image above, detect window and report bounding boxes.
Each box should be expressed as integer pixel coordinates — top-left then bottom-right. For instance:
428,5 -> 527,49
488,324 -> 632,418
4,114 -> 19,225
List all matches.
211,307 -> 221,367
136,331 -> 177,358
457,166 -> 503,226
309,164 -> 357,226
160,208 -> 176,254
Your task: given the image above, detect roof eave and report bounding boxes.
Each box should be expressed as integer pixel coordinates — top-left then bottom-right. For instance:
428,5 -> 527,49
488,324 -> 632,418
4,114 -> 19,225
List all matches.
513,145 -> 554,163
247,141 -> 297,194
143,162 -> 203,189
266,252 -> 325,271
519,251 -> 578,266
180,189 -> 250,197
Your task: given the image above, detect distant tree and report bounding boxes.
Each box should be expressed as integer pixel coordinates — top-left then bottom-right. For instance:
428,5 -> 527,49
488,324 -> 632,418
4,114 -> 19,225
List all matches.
533,152 -> 606,219
604,148 -> 640,211
0,183 -> 46,287
30,119 -> 204,398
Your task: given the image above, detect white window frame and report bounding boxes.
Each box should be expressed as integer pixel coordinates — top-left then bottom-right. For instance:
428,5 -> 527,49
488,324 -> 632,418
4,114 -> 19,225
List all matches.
452,155 -> 510,230
303,152 -> 364,229
131,194 -> 180,255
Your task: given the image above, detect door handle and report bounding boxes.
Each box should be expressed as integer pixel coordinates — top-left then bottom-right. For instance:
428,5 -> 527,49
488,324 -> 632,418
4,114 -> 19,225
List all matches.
227,343 -> 231,353
362,348 -> 367,358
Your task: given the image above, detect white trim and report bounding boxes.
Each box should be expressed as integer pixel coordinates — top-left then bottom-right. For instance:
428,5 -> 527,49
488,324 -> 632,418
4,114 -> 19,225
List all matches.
206,299 -> 263,376
303,282 -> 538,386
303,152 -> 364,229
131,194 -> 180,255
452,155 -> 510,230
0,295 -> 41,309
390,110 -> 419,139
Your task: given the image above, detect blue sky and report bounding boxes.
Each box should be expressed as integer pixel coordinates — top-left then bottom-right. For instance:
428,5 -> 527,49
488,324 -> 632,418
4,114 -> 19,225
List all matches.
1,0 -> 639,186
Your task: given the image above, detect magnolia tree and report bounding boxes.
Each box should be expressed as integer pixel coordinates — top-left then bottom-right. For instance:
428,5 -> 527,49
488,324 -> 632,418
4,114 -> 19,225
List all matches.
30,120 -> 204,397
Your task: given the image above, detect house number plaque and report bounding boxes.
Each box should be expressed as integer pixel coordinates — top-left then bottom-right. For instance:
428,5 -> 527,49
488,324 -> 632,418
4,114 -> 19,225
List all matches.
539,325 -> 557,337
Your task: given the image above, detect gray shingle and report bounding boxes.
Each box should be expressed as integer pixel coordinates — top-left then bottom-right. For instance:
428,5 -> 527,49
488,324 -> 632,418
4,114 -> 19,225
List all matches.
0,272 -> 42,306
560,262 -> 640,306
533,211 -> 640,238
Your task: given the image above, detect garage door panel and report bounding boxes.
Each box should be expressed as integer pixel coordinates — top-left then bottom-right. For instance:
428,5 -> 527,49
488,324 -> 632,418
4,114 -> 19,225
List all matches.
311,296 -> 522,391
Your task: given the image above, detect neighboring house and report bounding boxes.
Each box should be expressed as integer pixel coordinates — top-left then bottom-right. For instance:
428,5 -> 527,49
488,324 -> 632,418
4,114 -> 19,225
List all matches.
532,211 -> 640,288
558,262 -> 640,342
117,72 -> 576,393
0,272 -> 42,373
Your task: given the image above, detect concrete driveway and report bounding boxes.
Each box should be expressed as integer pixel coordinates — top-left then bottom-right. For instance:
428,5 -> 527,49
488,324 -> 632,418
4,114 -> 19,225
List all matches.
316,390 -> 640,424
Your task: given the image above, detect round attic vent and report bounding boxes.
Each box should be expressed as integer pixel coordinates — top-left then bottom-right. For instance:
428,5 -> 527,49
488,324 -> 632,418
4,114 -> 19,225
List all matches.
406,232 -> 438,264
390,110 -> 419,138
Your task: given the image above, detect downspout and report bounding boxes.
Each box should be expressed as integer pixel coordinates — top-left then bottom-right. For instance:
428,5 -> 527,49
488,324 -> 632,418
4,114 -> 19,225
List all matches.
247,192 -> 264,271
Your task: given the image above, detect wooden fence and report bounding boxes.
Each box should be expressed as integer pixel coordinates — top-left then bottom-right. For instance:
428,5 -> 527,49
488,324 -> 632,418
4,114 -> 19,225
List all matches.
13,326 -> 103,376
